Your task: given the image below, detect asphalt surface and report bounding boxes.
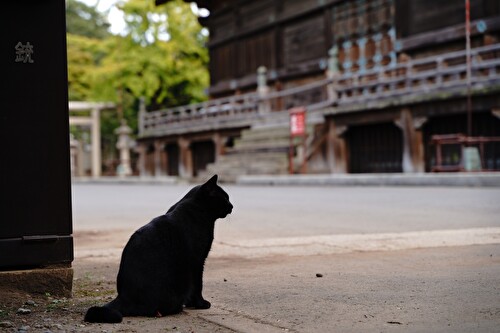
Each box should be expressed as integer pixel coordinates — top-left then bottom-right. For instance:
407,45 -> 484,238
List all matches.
72,183 -> 500,239
70,183 -> 500,332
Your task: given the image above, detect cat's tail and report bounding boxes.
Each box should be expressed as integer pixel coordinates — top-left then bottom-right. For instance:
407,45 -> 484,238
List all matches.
84,298 -> 123,323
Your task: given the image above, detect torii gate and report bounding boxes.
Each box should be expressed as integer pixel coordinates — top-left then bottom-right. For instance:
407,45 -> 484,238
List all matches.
68,101 -> 115,178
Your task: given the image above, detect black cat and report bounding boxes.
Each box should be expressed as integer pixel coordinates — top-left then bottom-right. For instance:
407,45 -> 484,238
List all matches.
84,175 -> 233,323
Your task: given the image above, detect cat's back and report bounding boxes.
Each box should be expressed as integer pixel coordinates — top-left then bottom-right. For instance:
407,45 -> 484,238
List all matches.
117,214 -> 184,280
125,214 -> 178,251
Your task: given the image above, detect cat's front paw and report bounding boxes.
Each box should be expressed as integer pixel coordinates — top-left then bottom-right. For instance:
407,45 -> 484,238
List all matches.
185,298 -> 211,309
196,299 -> 211,309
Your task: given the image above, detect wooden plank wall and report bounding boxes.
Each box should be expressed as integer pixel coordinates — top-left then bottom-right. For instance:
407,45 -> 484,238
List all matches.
238,30 -> 276,77
396,0 -> 500,38
205,0 -> 499,97
283,14 -> 326,66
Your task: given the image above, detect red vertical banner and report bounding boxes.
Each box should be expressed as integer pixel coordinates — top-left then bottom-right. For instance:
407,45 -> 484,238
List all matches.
289,107 -> 307,174
290,107 -> 306,136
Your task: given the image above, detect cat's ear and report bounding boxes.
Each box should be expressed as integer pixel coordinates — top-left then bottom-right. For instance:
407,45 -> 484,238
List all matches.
201,174 -> 218,191
207,174 -> 218,185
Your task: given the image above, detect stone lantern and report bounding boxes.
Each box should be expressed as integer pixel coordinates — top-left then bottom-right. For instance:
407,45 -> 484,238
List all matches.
115,119 -> 134,177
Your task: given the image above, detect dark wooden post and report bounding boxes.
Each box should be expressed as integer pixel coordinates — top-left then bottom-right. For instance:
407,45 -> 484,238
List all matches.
154,140 -> 165,177
136,144 -> 147,177
212,133 -> 224,162
0,0 -> 73,296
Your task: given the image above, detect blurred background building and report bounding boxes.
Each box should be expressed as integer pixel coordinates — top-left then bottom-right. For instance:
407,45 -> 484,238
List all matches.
137,0 -> 500,181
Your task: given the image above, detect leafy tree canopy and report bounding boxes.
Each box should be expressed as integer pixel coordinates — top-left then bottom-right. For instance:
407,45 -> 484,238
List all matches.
66,0 -> 208,127
66,0 -> 111,39
99,0 -> 208,108
66,0 -> 209,167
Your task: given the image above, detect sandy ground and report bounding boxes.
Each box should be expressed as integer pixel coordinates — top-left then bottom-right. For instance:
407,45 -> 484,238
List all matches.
1,235 -> 499,332
1,184 -> 499,332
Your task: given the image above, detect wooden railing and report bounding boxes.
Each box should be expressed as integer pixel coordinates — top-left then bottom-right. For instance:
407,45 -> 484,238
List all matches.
139,43 -> 500,137
430,134 -> 500,172
138,77 -> 335,137
139,92 -> 260,137
335,43 -> 500,105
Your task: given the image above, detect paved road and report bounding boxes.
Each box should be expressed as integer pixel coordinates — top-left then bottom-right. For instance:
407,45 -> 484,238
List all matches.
69,183 -> 500,332
72,183 -> 500,241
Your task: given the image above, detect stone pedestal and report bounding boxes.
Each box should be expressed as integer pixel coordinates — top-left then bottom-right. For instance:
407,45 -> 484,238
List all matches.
0,266 -> 73,298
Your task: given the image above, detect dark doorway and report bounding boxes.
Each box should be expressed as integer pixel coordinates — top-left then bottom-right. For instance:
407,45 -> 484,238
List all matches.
346,123 -> 403,173
165,143 -> 179,176
191,140 -> 215,177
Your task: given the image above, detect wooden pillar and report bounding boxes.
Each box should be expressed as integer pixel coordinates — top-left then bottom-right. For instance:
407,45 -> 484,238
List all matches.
154,140 -> 165,177
178,137 -> 193,178
163,143 -> 170,176
327,119 -> 348,173
212,132 -> 224,162
136,144 -> 147,177
395,109 -> 427,173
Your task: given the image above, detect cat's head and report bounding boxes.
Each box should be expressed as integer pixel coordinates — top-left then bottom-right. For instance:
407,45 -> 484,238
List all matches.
199,175 -> 233,219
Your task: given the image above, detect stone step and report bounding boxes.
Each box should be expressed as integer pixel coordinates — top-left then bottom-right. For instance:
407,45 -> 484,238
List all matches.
203,166 -> 286,182
241,123 -> 315,137
212,159 -> 288,169
218,152 -> 288,162
233,138 -> 291,150
252,110 -> 290,127
196,116 -> 304,181
208,158 -> 287,171
205,150 -> 288,169
207,164 -> 285,175
239,127 -> 291,140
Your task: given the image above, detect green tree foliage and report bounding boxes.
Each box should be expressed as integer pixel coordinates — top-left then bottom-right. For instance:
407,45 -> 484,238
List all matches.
66,0 -> 111,39
89,0 -> 208,109
66,0 -> 110,101
67,0 -> 208,118
67,33 -> 106,101
66,0 -> 208,167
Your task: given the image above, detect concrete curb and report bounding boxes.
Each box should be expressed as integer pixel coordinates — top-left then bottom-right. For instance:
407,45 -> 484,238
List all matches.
211,227 -> 500,258
237,173 -> 500,187
75,228 -> 500,260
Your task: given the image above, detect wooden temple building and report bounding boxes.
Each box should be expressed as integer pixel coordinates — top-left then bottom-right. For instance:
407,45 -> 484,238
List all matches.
141,0 -> 500,181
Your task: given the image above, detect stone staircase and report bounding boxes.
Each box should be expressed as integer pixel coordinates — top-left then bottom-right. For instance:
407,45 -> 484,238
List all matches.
200,126 -> 291,183
198,110 -> 324,182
